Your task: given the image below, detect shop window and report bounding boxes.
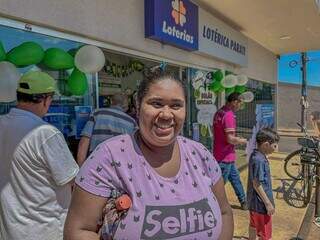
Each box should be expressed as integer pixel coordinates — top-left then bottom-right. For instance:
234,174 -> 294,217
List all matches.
0,25 -> 95,155
235,79 -> 276,148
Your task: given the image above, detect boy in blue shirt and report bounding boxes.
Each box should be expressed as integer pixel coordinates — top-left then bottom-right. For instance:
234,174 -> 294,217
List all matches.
247,128 -> 280,240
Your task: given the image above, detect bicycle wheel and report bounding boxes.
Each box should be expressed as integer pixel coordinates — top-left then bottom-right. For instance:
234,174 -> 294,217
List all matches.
284,149 -> 303,180
302,164 -> 313,205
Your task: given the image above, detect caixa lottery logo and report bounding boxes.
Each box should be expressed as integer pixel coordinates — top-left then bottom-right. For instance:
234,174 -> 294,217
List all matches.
162,0 -> 194,44
140,199 -> 218,239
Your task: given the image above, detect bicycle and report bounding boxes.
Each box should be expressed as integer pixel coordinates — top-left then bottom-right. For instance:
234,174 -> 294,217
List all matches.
283,122 -> 320,205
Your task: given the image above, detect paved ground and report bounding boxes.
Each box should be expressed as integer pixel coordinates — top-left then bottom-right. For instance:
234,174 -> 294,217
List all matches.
278,136 -> 300,153
228,150 -> 320,240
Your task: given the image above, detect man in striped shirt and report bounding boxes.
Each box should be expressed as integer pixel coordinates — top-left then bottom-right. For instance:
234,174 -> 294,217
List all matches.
77,94 -> 137,166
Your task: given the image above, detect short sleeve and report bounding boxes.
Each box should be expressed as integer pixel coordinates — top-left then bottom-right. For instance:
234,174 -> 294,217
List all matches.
192,143 -> 222,187
40,132 -> 79,186
252,160 -> 265,183
75,143 -> 121,198
223,111 -> 236,133
80,116 -> 94,138
205,151 -> 222,186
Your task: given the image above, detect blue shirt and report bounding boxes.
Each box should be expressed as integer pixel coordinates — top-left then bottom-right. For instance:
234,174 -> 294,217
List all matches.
81,106 -> 137,153
247,149 -> 274,214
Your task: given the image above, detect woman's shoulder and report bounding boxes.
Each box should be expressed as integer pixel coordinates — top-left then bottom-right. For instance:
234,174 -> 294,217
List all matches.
93,134 -> 135,157
178,136 -> 210,155
101,134 -> 133,146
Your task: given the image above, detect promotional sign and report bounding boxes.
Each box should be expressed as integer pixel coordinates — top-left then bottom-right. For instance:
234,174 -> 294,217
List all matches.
190,68 -> 217,139
43,105 -> 73,138
75,106 -> 92,139
246,104 -> 275,160
198,8 -> 248,66
145,0 -> 198,51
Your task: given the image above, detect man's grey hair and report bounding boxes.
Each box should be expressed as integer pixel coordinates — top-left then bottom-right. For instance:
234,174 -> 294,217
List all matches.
111,93 -> 128,109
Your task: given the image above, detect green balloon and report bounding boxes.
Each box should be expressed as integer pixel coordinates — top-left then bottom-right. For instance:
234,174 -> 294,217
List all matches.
209,81 -> 223,92
0,41 -> 6,62
213,70 -> 223,82
225,87 -> 235,95
42,48 -> 74,70
67,68 -> 88,96
235,85 -> 247,94
7,42 -> 44,67
68,48 -> 80,57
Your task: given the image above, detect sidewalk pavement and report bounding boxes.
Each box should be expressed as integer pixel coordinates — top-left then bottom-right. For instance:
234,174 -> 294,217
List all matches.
278,128 -> 317,137
229,151 -> 320,239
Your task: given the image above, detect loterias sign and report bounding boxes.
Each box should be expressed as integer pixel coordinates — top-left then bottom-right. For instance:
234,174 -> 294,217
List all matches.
145,0 -> 198,51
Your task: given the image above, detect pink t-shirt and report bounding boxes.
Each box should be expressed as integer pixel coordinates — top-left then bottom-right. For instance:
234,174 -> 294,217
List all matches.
212,105 -> 236,163
76,134 -> 222,240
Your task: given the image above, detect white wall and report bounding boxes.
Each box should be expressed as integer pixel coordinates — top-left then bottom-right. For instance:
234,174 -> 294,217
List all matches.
0,0 -> 277,83
237,38 -> 277,84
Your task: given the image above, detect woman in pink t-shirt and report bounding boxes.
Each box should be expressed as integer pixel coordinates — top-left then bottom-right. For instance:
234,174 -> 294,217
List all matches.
64,68 -> 234,240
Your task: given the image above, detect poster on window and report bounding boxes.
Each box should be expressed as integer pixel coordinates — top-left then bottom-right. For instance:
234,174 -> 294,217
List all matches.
246,104 -> 275,160
190,69 -> 217,138
75,106 -> 92,139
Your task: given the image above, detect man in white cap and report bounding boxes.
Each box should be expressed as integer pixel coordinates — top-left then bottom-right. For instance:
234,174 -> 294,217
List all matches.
0,71 -> 79,240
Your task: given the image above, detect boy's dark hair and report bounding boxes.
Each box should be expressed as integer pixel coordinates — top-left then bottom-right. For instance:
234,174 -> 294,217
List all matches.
137,66 -> 186,108
256,127 -> 280,146
227,92 -> 241,103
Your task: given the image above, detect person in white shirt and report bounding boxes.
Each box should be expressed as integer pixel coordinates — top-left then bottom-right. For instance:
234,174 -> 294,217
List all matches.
0,71 -> 79,240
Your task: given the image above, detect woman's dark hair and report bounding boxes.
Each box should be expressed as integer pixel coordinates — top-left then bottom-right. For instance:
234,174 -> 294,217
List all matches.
16,91 -> 53,103
256,127 -> 280,146
136,66 -> 186,108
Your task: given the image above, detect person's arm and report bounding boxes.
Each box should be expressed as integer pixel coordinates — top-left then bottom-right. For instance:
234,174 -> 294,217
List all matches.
77,136 -> 90,166
211,178 -> 234,240
64,186 -> 107,240
223,111 -> 247,145
252,179 -> 275,215
226,132 -> 247,145
77,116 -> 95,166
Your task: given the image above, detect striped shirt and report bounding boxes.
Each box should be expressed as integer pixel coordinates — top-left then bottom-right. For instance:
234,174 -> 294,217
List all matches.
81,106 -> 137,153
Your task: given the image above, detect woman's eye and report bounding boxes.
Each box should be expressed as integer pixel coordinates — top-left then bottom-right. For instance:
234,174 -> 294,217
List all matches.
171,104 -> 183,110
151,102 -> 163,108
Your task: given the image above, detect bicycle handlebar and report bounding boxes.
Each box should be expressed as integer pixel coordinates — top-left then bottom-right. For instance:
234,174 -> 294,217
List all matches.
297,122 -> 308,137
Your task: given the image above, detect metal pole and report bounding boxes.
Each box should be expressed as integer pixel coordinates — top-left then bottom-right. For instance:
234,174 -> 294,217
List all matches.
300,52 -> 307,131
316,165 -> 320,217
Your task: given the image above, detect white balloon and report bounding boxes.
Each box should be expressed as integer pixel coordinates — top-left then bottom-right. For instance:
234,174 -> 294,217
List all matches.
75,45 -> 106,73
221,74 -> 237,88
237,74 -> 249,86
0,61 -> 20,102
240,91 -> 254,103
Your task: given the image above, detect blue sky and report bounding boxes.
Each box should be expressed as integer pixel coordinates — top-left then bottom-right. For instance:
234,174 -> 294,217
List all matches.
278,51 -> 320,86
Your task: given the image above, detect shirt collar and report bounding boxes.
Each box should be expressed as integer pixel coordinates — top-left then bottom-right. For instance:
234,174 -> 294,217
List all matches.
223,105 -> 233,112
9,108 -> 44,122
110,106 -> 124,111
253,149 -> 269,163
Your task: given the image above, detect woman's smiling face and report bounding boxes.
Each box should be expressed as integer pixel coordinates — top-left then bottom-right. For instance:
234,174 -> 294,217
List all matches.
138,78 -> 186,147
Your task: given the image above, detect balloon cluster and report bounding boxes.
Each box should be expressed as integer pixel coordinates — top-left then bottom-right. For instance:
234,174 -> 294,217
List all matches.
0,40 -> 106,99
208,70 -> 249,95
104,60 -> 144,78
